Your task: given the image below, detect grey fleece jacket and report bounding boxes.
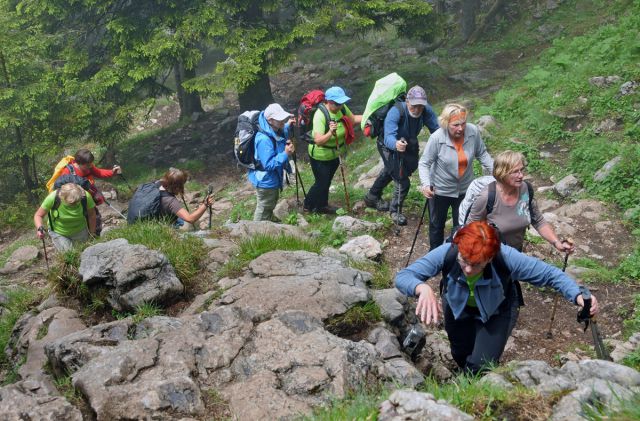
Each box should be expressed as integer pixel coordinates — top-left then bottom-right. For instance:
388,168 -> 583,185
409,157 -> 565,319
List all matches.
418,123 -> 493,198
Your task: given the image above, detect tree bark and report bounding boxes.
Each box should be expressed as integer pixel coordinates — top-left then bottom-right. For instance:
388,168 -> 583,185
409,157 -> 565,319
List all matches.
461,0 -> 480,41
467,0 -> 507,43
17,129 -> 38,204
174,62 -> 203,120
238,71 -> 274,111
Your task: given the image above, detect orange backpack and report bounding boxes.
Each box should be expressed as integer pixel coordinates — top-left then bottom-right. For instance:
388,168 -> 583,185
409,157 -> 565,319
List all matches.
46,155 -> 74,192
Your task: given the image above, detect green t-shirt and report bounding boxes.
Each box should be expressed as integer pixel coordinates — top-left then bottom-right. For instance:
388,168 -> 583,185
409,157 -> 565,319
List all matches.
466,272 -> 482,307
41,190 -> 95,236
308,104 -> 353,161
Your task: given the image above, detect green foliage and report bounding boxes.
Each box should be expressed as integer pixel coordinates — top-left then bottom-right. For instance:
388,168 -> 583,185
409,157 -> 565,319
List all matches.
350,260 -> 393,290
53,374 -> 84,406
302,384 -> 389,421
0,287 -> 41,368
0,196 -> 35,232
101,221 -> 207,288
623,294 -> 640,339
218,233 -> 321,278
112,302 -> 163,324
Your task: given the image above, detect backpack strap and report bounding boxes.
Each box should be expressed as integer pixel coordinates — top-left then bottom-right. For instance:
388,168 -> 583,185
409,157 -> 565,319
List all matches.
318,103 -> 331,134
525,180 -> 534,217
66,163 -> 76,175
440,244 -> 459,295
486,181 -> 497,216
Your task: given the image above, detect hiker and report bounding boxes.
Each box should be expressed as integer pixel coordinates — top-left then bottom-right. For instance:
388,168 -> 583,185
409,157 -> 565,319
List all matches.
60,148 -> 123,235
364,85 -> 439,225
156,168 -> 213,226
34,183 -> 97,251
418,103 -> 493,249
467,150 -> 575,253
396,221 -> 599,375
303,86 -> 362,214
248,103 -> 296,221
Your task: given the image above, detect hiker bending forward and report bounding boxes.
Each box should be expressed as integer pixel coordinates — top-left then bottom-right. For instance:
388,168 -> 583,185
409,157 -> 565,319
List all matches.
248,103 -> 295,221
34,183 -> 97,251
364,86 -> 439,225
396,221 -> 598,374
158,168 -> 213,226
418,104 -> 493,249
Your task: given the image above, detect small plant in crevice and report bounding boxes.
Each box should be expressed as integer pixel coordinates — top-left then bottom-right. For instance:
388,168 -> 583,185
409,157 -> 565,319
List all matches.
325,301 -> 382,338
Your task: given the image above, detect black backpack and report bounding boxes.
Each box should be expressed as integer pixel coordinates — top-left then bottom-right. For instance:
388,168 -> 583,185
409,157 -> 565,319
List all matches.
127,182 -> 169,224
440,243 -> 524,307
48,174 -> 90,231
234,111 -> 276,170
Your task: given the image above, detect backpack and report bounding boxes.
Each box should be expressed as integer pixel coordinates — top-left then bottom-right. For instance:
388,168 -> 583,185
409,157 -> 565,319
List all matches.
48,175 -> 89,232
46,155 -> 75,192
127,182 -> 171,224
233,111 -> 277,170
458,178 -> 535,226
361,73 -> 407,139
296,89 -> 330,144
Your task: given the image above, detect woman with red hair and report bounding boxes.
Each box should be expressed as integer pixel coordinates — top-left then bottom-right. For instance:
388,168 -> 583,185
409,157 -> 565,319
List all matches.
396,221 -> 598,374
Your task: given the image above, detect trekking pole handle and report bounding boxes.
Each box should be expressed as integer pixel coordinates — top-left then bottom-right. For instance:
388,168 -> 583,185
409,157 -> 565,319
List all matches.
576,286 -> 592,330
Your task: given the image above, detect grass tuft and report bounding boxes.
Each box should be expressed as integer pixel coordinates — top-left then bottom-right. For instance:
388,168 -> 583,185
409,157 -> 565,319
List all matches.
0,287 -> 42,369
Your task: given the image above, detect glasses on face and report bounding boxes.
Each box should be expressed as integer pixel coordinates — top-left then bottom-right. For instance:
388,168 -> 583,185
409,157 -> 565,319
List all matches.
457,255 -> 486,270
509,167 -> 526,176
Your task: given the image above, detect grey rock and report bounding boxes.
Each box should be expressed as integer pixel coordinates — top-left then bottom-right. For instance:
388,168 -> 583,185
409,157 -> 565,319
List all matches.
476,115 -> 497,129
379,389 -> 474,421
553,175 -> 581,197
550,378 -> 635,421
508,360 -> 573,395
339,235 -> 383,261
333,216 -> 383,236
555,200 -> 607,220
372,289 -> 406,325
0,245 -> 39,274
220,250 -> 371,321
379,358 -> 425,388
594,119 -> 620,134
560,359 -> 640,388
589,75 -> 621,87
354,160 -> 384,190
610,332 -> 640,362
225,220 -> 307,239
593,156 -> 622,182
620,81 -> 638,95
6,306 -> 86,394
368,326 -> 402,359
79,239 -> 184,311
480,372 -> 514,390
0,381 -> 82,421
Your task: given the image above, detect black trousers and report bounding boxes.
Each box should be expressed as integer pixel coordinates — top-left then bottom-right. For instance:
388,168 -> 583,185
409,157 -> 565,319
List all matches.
304,156 -> 339,210
428,193 -> 464,249
368,142 -> 416,214
443,292 -> 519,374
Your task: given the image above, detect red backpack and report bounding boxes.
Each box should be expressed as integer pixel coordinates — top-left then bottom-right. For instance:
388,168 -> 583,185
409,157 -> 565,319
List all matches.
295,90 -> 330,144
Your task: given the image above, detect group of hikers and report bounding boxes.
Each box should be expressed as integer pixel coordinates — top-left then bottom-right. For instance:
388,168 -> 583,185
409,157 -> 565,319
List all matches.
34,78 -> 599,376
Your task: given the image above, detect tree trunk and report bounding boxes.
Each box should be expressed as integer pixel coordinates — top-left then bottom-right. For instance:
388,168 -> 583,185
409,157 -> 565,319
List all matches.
17,129 -> 38,204
468,0 -> 507,43
461,0 -> 480,41
174,62 -> 204,120
435,0 -> 446,13
238,71 -> 274,111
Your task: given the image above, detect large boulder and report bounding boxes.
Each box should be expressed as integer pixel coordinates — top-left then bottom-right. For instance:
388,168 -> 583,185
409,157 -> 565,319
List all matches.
225,220 -> 307,239
78,239 -> 184,311
0,380 -> 82,421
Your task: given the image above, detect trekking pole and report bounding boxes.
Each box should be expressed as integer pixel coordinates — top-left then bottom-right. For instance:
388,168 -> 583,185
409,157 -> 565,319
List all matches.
207,184 -> 213,230
394,151 -> 404,236
576,286 -> 612,361
334,124 -> 350,213
545,249 -> 570,339
104,200 -> 127,220
405,187 -> 432,267
38,227 -> 50,271
118,173 -> 133,191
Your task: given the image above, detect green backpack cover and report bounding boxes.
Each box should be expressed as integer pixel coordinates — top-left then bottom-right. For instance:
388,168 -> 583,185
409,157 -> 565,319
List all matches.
361,73 -> 408,136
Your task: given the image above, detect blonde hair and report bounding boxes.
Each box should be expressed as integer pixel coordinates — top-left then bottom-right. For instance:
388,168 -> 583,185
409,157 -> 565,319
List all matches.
493,150 -> 527,184
161,167 -> 189,196
58,183 -> 86,205
438,103 -> 468,127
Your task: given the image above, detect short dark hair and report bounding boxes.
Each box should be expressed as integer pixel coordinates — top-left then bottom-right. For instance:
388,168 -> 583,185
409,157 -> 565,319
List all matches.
74,149 -> 95,165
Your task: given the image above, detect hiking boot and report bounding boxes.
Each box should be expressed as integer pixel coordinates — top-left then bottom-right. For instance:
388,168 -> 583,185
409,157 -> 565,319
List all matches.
390,212 -> 407,226
364,193 -> 389,211
317,204 -> 339,215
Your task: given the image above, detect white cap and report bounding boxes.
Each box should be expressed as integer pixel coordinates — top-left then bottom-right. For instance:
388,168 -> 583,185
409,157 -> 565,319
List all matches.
264,103 -> 293,121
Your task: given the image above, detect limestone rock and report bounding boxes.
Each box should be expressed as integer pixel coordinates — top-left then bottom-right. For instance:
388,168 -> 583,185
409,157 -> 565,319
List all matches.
333,216 -> 383,236
0,380 -> 82,421
225,220 -> 307,239
379,389 -> 474,421
0,245 -> 39,274
78,239 -> 184,311
339,235 -> 383,261
553,175 -> 581,198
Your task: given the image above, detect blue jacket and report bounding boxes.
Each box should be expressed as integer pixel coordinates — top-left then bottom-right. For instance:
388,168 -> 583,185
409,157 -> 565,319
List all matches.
248,112 -> 292,189
396,243 -> 581,323
383,102 -> 439,151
